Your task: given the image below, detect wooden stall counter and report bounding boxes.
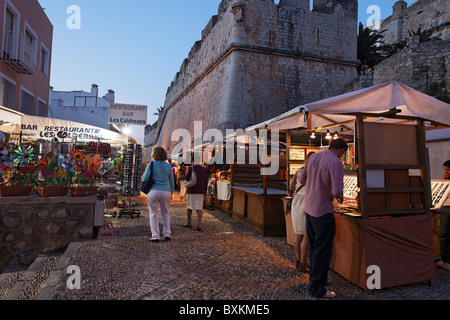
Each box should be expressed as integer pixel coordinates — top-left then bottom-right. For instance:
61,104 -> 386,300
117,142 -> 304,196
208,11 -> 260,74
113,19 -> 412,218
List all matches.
231,186 -> 287,236
331,212 -> 435,290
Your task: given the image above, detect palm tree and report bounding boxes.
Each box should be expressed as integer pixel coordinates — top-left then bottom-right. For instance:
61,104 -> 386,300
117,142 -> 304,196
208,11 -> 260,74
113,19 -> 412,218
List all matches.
409,27 -> 441,42
379,39 -> 408,58
153,106 -> 164,116
379,27 -> 441,60
357,22 -> 386,74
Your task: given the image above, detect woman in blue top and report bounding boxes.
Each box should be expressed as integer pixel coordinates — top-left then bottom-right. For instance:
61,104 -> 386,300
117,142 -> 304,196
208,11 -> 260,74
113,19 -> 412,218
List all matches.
141,147 -> 174,242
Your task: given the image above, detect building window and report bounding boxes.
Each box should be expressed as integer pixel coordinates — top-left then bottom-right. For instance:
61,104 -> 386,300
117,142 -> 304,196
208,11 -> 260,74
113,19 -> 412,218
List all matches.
23,22 -> 38,66
39,43 -> 49,75
2,2 -> 20,60
20,88 -> 34,115
3,9 -> 14,59
37,99 -> 47,117
0,76 -> 16,109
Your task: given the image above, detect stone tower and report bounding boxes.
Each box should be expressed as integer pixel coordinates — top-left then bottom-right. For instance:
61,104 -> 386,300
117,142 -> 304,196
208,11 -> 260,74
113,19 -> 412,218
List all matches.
148,0 -> 359,151
381,0 -> 450,45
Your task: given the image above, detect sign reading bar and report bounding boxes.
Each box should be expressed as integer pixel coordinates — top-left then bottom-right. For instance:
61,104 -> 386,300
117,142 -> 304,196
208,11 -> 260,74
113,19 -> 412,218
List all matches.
108,103 -> 148,126
19,115 -> 127,143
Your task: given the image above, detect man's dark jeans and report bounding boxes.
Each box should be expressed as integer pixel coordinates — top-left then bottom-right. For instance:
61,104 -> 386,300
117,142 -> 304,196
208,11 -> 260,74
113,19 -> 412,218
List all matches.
305,212 -> 336,298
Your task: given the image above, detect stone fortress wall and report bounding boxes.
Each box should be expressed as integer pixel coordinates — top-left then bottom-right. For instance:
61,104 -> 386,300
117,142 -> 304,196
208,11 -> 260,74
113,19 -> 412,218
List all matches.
375,0 -> 450,180
375,0 -> 449,93
147,0 -> 359,151
381,0 -> 449,45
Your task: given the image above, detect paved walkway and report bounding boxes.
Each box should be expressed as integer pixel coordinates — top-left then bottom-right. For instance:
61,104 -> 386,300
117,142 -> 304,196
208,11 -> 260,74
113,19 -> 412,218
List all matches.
2,192 -> 449,303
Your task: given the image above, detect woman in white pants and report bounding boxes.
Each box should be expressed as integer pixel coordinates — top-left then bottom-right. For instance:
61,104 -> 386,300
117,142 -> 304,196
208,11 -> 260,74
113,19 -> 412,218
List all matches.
289,152 -> 315,272
141,147 -> 174,242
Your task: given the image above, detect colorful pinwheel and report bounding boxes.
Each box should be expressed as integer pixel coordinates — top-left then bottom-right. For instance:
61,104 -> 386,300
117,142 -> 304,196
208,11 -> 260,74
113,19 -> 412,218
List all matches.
12,145 -> 36,165
98,158 -> 113,175
84,154 -> 102,173
70,149 -> 85,164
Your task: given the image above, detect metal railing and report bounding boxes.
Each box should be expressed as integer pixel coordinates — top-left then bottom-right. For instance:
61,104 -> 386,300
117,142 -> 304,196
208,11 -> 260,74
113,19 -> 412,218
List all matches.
1,31 -> 36,74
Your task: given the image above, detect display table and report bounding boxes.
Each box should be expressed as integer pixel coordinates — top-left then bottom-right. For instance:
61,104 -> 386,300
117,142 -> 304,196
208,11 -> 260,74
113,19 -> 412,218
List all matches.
231,186 -> 287,236
331,212 -> 435,290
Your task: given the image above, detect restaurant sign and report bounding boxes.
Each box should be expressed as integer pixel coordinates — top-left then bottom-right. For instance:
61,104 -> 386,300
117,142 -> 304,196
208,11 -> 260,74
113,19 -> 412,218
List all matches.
20,115 -> 127,143
108,103 -> 148,126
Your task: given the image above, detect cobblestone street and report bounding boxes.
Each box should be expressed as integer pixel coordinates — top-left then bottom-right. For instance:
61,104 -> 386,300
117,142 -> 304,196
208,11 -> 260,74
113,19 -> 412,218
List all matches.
1,192 -> 450,305
4,192 -> 446,302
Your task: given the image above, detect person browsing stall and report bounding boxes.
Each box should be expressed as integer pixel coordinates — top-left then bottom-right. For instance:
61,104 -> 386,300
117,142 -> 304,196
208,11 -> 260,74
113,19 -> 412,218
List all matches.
436,160 -> 450,271
183,155 -> 209,231
141,147 -> 174,242
289,151 -> 315,273
443,160 -> 450,180
299,138 -> 348,299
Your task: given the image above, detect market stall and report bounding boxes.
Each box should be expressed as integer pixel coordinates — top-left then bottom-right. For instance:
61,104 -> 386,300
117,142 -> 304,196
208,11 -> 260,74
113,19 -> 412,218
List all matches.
219,134 -> 288,236
169,132 -> 288,236
230,162 -> 287,236
0,110 -> 143,270
245,81 -> 450,289
0,112 -> 139,217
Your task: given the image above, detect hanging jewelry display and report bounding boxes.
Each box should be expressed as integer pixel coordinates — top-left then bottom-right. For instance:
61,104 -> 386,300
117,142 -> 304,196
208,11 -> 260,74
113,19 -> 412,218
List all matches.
132,145 -> 143,196
343,175 -> 359,199
431,180 -> 450,210
118,142 -> 142,218
120,143 -> 134,196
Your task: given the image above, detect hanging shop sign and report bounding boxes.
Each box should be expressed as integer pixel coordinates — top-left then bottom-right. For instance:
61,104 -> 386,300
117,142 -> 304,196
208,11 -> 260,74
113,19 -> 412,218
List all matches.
108,103 -> 147,126
19,115 -> 128,143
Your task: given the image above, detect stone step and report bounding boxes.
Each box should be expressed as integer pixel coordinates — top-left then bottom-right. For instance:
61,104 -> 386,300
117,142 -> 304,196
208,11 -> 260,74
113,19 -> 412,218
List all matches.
35,242 -> 83,300
0,253 -> 62,300
0,268 -> 26,299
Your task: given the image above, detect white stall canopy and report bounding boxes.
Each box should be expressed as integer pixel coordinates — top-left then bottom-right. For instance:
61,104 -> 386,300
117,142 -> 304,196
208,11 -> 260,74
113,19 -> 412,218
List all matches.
245,81 -> 450,141
0,106 -> 23,126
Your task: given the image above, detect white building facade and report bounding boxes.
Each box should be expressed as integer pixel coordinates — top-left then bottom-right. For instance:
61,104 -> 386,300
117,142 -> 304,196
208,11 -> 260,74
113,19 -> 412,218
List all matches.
48,84 -> 115,130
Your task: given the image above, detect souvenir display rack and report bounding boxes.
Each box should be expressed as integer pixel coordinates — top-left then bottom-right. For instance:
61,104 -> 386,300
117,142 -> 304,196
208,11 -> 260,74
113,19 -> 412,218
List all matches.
118,142 -> 142,218
337,175 -> 360,215
285,130 -> 355,195
97,177 -> 119,215
431,180 -> 450,210
354,118 -> 432,219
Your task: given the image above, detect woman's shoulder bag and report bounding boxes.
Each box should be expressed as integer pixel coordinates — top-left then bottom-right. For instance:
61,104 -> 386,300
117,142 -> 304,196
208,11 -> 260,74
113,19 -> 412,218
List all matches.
140,161 -> 155,195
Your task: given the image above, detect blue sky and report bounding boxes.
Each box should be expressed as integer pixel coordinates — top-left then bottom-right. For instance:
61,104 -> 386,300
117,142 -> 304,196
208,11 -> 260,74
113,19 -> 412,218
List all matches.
37,0 -> 417,145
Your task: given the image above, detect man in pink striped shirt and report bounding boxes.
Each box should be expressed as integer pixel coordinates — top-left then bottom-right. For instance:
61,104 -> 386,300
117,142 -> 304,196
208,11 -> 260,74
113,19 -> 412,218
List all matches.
299,138 -> 348,299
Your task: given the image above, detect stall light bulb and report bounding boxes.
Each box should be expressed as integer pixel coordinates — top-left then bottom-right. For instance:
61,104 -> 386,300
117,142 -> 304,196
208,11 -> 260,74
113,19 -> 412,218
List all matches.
310,131 -> 316,139
325,130 -> 332,140
333,131 -> 339,140
123,126 -> 131,135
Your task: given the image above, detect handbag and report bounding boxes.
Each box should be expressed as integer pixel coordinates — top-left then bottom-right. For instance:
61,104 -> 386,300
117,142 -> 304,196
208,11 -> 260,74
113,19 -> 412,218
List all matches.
184,167 -> 197,189
140,162 -> 154,195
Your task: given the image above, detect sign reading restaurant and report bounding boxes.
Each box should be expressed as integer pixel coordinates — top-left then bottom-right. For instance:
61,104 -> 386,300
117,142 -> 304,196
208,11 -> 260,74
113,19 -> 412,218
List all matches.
108,103 -> 148,126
